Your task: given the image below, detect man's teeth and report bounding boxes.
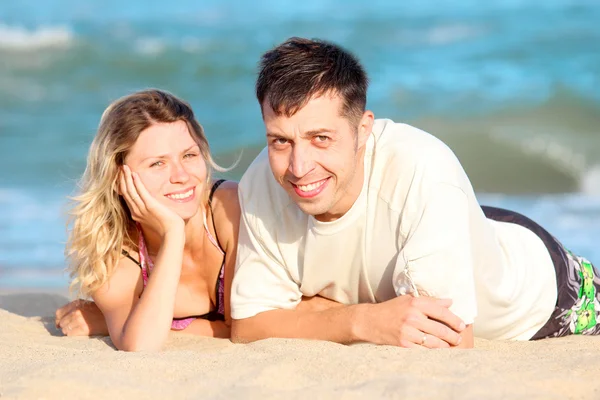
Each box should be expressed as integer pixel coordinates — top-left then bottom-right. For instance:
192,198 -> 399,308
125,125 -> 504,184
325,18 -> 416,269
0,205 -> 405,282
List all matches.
297,180 -> 325,192
166,189 -> 194,200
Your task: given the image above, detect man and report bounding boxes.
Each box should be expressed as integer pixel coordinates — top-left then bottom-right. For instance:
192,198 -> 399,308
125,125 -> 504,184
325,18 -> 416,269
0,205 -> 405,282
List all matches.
230,37 -> 600,348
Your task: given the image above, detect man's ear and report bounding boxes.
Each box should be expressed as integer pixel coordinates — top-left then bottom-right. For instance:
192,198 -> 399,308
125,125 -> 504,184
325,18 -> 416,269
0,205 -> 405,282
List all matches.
357,110 -> 374,148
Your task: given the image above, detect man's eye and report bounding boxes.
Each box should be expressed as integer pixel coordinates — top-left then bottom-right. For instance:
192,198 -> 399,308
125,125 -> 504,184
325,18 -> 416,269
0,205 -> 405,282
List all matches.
315,135 -> 329,142
274,138 -> 288,145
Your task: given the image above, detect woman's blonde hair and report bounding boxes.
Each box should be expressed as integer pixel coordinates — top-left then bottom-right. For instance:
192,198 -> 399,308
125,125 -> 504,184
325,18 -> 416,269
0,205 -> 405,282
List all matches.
66,89 -> 221,297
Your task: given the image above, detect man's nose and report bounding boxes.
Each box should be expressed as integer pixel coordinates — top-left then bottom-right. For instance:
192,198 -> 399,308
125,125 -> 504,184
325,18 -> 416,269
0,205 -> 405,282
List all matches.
288,144 -> 314,178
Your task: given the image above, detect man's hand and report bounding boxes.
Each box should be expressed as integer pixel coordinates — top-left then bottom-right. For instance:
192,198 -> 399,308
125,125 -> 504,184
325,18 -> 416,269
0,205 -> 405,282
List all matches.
231,295 -> 466,348
353,295 -> 465,348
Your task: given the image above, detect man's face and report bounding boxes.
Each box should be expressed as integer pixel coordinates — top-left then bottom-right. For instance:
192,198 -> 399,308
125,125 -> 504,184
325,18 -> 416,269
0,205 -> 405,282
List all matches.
263,94 -> 373,222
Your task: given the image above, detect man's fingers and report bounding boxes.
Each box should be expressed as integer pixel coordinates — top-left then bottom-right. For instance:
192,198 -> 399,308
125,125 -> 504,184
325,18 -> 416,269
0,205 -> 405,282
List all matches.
401,326 -> 451,349
434,298 -> 453,308
418,318 -> 462,347
415,298 -> 465,333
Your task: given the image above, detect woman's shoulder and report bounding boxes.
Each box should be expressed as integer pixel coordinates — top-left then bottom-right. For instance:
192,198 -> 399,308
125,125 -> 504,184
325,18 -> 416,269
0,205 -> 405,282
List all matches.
209,180 -> 240,246
93,246 -> 144,304
210,180 -> 239,212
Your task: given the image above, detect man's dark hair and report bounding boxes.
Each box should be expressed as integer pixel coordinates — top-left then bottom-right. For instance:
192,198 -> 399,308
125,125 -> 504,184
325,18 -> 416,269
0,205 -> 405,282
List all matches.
256,37 -> 369,124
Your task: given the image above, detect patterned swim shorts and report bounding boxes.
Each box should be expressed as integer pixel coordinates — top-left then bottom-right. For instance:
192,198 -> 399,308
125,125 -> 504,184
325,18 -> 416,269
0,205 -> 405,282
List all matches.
481,206 -> 600,339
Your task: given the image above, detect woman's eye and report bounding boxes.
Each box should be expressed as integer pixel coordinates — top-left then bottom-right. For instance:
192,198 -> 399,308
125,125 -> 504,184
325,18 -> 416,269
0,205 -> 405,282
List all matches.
150,161 -> 163,167
184,153 -> 198,159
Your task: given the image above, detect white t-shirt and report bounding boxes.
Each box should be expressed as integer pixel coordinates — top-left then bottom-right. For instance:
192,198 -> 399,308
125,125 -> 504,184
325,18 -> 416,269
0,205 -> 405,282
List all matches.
232,119 -> 557,340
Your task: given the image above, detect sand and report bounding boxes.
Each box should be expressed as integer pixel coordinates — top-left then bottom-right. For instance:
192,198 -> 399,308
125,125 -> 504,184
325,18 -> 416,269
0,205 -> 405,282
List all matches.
1,292 -> 600,400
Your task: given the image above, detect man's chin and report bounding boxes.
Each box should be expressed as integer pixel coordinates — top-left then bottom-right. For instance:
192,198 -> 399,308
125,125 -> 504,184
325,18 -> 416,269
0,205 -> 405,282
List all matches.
295,201 -> 328,218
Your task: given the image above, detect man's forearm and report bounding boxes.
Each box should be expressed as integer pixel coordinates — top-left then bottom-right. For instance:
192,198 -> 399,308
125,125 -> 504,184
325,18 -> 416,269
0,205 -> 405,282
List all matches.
231,304 -> 369,344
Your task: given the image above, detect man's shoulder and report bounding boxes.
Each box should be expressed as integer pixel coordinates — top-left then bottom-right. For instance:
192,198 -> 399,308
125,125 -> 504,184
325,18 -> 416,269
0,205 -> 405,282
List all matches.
238,147 -> 299,231
373,119 -> 463,172
373,119 -> 455,158
370,119 -> 472,201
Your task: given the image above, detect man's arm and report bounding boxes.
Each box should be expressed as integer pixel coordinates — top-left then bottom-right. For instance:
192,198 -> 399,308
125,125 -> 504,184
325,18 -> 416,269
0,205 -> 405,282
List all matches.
231,294 -> 465,347
232,179 -> 466,347
393,181 -> 479,349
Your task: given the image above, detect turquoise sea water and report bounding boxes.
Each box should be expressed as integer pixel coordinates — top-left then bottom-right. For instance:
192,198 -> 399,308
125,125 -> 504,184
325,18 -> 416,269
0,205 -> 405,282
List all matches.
0,0 -> 599,288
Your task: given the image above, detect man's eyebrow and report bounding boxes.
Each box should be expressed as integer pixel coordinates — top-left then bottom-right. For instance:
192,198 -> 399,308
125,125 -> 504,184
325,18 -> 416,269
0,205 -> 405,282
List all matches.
304,128 -> 334,137
266,128 -> 334,138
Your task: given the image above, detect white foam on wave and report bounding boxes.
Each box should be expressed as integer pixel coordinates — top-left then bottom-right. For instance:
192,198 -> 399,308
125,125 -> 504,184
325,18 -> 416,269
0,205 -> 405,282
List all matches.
425,24 -> 487,45
582,165 -> 600,196
134,36 -> 210,55
134,37 -> 166,55
0,23 -> 74,51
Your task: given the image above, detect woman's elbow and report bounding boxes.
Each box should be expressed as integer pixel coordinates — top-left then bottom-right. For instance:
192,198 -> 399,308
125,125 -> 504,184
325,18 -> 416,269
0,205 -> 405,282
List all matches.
115,335 -> 164,352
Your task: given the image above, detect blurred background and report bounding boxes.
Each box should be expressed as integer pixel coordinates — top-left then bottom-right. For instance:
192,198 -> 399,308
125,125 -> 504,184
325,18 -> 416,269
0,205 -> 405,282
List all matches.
0,0 -> 599,289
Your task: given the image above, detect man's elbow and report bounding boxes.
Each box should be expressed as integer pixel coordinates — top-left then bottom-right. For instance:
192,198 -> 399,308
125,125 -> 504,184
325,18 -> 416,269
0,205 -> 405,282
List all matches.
230,318 -> 256,344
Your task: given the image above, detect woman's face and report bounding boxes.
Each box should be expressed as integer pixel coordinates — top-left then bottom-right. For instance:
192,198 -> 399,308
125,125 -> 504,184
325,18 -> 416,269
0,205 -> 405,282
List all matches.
124,120 -> 208,220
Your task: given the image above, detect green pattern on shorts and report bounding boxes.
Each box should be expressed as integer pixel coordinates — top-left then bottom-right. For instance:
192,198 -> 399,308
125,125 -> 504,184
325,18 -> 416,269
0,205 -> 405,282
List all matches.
567,256 -> 600,335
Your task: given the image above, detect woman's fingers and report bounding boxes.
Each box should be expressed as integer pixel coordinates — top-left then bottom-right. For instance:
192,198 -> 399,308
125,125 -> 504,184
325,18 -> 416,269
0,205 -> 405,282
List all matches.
131,170 -> 154,206
123,165 -> 145,212
58,308 -> 91,337
59,312 -> 75,335
55,301 -> 76,327
119,166 -> 143,221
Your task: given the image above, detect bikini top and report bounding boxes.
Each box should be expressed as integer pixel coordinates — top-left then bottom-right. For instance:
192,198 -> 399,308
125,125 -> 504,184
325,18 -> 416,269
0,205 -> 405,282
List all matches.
121,179 -> 227,327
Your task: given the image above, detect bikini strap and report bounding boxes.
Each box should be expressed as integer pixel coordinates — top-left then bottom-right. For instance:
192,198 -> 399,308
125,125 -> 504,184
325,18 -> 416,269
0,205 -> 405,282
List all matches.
209,179 -> 226,206
121,249 -> 142,269
208,179 -> 226,249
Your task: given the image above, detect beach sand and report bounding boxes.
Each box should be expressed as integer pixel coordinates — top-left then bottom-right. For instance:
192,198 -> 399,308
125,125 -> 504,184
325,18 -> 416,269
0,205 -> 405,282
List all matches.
1,292 -> 599,399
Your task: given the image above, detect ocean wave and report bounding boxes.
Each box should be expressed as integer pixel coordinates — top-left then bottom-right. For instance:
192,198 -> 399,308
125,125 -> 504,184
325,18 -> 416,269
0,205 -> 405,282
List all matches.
134,37 -> 167,55
0,23 -> 74,51
425,24 -> 488,45
0,188 -> 67,269
582,165 -> 600,196
132,36 -> 210,55
403,89 -> 600,194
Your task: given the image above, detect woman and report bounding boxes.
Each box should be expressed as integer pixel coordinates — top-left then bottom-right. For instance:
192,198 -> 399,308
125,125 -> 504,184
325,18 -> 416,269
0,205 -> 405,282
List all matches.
57,89 -> 243,350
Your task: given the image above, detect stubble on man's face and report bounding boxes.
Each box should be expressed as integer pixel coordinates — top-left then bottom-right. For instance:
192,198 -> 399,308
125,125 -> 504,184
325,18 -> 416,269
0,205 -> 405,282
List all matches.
263,94 -> 367,222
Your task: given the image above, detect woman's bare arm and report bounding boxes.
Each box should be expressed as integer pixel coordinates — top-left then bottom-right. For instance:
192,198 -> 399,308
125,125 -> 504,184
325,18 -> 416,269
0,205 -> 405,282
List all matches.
93,231 -> 184,352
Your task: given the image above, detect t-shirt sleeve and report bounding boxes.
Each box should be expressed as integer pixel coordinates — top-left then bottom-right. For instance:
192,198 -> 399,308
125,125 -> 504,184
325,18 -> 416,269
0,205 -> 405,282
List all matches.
230,203 -> 303,320
392,183 -> 478,325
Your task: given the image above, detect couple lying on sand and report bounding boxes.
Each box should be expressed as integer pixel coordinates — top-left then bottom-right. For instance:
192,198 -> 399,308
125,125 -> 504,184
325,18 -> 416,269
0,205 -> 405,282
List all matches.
55,37 -> 600,351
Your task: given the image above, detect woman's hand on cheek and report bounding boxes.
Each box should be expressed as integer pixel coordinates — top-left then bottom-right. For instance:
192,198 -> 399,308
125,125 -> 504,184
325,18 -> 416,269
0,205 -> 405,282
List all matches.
120,165 -> 184,237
